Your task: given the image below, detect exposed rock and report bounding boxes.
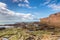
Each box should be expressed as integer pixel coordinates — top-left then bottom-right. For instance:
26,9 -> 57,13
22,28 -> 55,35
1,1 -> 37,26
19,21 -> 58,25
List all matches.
40,12 -> 60,27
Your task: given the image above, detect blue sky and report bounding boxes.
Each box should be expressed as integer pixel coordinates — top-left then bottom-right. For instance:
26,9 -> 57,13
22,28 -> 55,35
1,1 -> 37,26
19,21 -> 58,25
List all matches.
0,0 -> 60,24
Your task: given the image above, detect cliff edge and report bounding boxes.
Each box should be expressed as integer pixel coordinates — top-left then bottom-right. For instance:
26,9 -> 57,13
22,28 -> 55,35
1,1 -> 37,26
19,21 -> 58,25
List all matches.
40,12 -> 60,27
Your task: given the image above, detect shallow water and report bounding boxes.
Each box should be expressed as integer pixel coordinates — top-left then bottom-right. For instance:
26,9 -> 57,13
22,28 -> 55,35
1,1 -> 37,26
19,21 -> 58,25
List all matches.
0,26 -> 14,28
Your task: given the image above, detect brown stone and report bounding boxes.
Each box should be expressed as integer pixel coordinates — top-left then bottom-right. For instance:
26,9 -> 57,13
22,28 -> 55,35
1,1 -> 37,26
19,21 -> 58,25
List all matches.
40,12 -> 60,27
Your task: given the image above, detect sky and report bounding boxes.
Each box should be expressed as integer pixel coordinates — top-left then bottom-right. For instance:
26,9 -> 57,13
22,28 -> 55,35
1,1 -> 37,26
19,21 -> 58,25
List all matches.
0,0 -> 60,24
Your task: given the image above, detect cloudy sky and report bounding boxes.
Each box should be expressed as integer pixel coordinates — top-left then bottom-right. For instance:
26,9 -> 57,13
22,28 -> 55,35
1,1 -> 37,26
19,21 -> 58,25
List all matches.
0,0 -> 60,24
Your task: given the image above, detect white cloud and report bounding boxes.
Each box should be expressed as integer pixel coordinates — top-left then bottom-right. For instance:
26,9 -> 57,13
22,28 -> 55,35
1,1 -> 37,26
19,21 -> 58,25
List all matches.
18,4 -> 32,8
0,2 -> 7,9
48,4 -> 60,10
18,4 -> 25,7
0,2 -> 38,24
43,0 -> 51,5
24,0 -> 29,4
13,0 -> 29,3
25,4 -> 32,8
42,0 -> 60,10
18,3 -> 37,8
43,0 -> 57,5
13,0 -> 36,8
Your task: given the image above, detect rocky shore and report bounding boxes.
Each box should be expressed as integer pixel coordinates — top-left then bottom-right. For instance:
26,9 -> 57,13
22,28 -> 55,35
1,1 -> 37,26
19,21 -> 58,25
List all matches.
0,12 -> 60,40
0,28 -> 60,40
